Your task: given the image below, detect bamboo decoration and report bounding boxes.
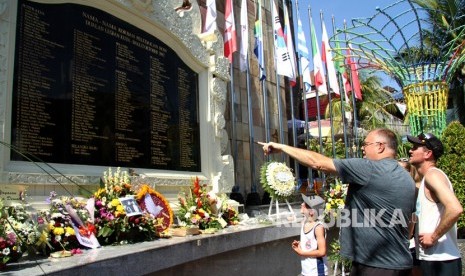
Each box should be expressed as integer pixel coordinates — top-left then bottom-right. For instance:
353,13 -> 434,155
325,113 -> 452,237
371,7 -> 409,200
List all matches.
403,82 -> 448,137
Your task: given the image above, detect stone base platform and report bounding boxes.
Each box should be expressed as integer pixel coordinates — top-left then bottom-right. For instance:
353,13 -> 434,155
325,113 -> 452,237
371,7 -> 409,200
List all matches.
4,221 -> 304,276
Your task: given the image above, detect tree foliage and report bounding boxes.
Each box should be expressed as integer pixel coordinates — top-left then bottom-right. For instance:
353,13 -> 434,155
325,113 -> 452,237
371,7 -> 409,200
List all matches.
437,121 -> 465,236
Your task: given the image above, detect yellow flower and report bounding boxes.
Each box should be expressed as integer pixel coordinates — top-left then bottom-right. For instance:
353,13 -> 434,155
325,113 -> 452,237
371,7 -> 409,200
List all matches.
95,188 -> 105,197
36,230 -> 49,246
65,227 -> 75,235
116,205 -> 125,212
111,198 -> 120,207
53,227 -> 65,236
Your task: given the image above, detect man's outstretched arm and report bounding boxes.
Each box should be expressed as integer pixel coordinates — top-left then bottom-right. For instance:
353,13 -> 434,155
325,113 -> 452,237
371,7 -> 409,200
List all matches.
257,141 -> 337,174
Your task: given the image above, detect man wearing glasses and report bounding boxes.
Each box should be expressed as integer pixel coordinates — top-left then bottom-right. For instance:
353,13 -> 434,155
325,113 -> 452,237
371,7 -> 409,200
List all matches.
259,128 -> 416,275
407,133 -> 463,275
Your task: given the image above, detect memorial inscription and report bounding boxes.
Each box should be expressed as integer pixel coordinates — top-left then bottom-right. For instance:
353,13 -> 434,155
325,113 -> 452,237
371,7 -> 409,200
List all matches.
11,0 -> 200,171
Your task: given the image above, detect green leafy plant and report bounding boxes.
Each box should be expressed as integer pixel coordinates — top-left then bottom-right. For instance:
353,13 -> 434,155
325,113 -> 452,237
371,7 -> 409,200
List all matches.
437,121 -> 465,237
327,239 -> 352,273
397,141 -> 412,159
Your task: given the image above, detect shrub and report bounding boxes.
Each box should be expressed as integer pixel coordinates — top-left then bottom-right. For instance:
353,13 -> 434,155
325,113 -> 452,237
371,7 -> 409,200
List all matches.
437,121 -> 465,237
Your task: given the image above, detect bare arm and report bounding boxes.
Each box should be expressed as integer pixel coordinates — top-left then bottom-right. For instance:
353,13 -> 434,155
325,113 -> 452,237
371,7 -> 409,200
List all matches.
419,170 -> 463,248
292,225 -> 327,258
257,141 -> 337,174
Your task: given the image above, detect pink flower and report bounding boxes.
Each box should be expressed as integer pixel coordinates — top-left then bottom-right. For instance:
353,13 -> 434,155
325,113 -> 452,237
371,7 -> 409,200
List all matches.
71,248 -> 83,255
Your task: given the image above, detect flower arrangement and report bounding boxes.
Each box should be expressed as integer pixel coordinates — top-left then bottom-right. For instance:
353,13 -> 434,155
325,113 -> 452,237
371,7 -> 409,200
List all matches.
260,161 -> 296,200
176,177 -> 239,230
0,200 -> 22,270
323,179 -> 348,219
324,179 -> 351,273
4,202 -> 42,255
93,167 -> 171,245
135,184 -> 174,233
35,193 -> 84,255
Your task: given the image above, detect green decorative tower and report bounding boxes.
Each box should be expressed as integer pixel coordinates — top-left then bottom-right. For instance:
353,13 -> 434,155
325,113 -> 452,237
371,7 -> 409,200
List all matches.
333,0 -> 465,136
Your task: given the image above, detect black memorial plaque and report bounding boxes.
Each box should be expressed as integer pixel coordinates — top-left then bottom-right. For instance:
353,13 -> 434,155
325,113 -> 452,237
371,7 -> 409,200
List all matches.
11,0 -> 201,172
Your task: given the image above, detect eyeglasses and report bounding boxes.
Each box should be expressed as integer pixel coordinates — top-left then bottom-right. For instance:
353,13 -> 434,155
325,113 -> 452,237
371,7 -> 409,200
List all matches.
362,141 -> 384,147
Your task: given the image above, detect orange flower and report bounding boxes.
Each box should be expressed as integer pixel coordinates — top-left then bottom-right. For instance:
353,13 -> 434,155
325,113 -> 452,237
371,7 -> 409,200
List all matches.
193,177 -> 201,197
79,223 -> 96,237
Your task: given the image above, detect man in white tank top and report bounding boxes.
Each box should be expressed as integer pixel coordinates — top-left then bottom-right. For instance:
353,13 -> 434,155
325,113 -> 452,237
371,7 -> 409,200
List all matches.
408,133 -> 463,276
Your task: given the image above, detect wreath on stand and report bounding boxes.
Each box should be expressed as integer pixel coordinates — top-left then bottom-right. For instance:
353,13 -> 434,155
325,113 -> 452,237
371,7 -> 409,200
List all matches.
260,161 -> 296,201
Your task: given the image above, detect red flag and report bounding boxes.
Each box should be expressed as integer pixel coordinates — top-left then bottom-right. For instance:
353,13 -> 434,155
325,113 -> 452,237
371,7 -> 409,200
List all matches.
224,0 -> 237,62
310,17 -> 327,95
346,44 -> 362,100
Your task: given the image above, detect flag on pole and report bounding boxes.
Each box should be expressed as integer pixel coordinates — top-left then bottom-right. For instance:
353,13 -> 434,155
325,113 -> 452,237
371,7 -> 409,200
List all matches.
333,34 -> 350,100
347,43 -> 362,100
239,0 -> 249,71
296,12 -> 312,96
271,0 -> 295,79
203,0 -> 217,35
224,0 -> 237,62
310,17 -> 327,95
321,21 -> 340,95
254,0 -> 266,80
282,2 -> 297,86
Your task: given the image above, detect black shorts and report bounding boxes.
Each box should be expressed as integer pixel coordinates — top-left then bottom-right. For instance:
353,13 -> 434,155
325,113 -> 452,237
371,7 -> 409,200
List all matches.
410,247 -> 420,266
419,258 -> 462,276
350,262 -> 410,276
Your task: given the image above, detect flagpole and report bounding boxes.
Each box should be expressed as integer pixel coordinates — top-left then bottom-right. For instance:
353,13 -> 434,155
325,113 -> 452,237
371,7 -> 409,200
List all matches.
343,20 -> 360,157
225,0 -> 238,186
240,0 -> 256,195
240,0 -> 256,194
308,6 -> 326,191
253,0 -> 270,148
269,0 -> 284,160
288,0 -> 299,179
261,0 -> 270,145
332,16 -> 349,159
243,65 -> 257,195
320,11 -> 336,158
294,0 -> 313,188
229,62 -> 238,185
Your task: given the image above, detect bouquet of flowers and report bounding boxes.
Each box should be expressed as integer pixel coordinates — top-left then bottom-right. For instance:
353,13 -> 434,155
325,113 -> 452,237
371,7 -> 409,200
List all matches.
4,202 -> 42,256
93,167 -> 171,245
35,193 -> 84,255
176,177 -> 239,230
324,179 -> 348,220
0,200 -> 23,270
260,161 -> 296,200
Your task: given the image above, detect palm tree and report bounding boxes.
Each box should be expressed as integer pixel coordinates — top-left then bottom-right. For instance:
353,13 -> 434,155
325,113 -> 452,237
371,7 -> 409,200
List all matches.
325,71 -> 402,135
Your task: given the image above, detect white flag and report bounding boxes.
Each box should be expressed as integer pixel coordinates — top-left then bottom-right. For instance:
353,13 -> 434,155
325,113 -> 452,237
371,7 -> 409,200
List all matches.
271,0 -> 294,78
240,0 -> 249,71
321,21 -> 340,95
203,0 -> 217,35
296,11 -> 313,97
283,2 -> 297,85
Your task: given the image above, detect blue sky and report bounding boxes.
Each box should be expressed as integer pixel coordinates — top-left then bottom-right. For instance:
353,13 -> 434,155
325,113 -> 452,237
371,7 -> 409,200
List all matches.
291,0 -> 404,89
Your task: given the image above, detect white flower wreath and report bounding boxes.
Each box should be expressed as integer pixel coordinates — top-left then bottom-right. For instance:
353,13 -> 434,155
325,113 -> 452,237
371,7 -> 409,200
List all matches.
260,162 -> 296,199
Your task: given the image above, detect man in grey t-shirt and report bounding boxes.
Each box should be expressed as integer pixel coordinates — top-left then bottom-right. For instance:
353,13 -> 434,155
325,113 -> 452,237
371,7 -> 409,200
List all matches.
259,128 -> 416,275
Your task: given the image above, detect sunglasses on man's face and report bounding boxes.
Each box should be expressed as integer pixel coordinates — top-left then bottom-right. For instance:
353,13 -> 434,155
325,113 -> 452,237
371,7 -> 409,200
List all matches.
411,144 -> 425,151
